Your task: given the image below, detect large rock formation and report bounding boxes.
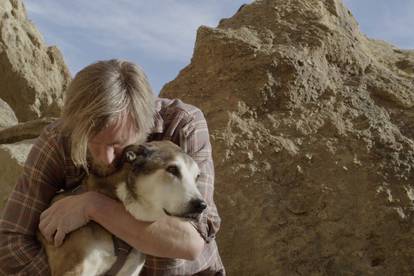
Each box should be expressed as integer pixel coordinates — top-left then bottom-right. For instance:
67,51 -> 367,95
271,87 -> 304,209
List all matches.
0,116 -> 55,211
0,0 -> 71,122
0,0 -> 69,211
0,117 -> 57,211
0,140 -> 33,210
0,117 -> 56,144
161,0 -> 414,274
0,98 -> 17,128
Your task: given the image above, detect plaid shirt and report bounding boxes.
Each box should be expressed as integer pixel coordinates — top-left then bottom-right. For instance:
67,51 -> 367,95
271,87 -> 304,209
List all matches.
0,98 -> 224,276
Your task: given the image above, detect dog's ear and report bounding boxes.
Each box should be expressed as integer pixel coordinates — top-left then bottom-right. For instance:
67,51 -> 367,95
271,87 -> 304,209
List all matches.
123,144 -> 153,164
137,144 -> 153,158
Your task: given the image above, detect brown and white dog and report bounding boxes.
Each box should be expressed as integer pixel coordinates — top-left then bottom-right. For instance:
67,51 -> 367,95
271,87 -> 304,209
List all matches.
38,140 -> 206,276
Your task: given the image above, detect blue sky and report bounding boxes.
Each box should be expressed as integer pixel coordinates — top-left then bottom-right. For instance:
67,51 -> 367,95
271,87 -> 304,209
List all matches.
343,0 -> 414,49
24,0 -> 413,94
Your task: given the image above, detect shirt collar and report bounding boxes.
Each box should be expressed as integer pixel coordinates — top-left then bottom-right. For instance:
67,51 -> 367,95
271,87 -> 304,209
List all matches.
150,98 -> 164,134
151,110 -> 164,134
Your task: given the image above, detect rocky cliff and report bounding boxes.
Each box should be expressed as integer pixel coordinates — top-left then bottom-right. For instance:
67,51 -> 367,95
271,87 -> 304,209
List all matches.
0,0 -> 68,211
161,0 -> 414,274
0,0 -> 71,122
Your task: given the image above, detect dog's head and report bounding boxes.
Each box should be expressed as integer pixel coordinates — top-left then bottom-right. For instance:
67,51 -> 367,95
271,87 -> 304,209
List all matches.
116,140 -> 206,221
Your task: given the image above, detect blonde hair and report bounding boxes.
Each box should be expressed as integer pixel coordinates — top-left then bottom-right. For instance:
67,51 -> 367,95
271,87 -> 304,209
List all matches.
61,59 -> 156,170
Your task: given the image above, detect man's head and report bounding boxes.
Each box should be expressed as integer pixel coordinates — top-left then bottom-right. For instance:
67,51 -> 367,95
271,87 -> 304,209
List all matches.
61,59 -> 156,176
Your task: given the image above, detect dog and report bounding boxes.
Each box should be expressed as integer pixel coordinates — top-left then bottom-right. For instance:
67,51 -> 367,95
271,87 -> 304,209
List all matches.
38,140 -> 206,276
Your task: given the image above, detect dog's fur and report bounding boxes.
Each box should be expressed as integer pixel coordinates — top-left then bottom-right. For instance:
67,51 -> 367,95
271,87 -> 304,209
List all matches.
38,141 -> 206,276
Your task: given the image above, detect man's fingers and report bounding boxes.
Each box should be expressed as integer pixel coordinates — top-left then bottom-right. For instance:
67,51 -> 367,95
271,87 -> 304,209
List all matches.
40,220 -> 57,243
39,206 -> 53,221
38,194 -> 90,247
38,211 -> 52,231
40,197 -> 66,220
54,228 -> 66,247
39,211 -> 53,237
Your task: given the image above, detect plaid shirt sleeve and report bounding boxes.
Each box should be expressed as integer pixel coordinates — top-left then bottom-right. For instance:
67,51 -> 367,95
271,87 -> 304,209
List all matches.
180,109 -> 221,244
143,102 -> 224,275
0,123 -> 64,275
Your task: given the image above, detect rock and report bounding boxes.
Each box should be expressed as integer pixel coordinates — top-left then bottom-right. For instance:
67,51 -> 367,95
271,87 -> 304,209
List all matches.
0,139 -> 33,211
0,98 -> 17,128
0,0 -> 71,122
0,117 -> 56,144
161,0 -> 414,274
0,116 -> 55,211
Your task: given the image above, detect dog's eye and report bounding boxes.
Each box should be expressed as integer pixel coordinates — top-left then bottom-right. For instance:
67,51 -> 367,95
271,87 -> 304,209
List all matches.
166,165 -> 180,178
196,174 -> 201,182
125,151 -> 137,162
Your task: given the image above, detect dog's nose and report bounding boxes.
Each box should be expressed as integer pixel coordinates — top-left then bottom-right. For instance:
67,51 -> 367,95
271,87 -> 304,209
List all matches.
191,199 -> 207,213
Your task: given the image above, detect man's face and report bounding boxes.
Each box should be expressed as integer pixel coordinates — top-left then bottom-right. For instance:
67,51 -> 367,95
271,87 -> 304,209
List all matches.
87,115 -> 144,176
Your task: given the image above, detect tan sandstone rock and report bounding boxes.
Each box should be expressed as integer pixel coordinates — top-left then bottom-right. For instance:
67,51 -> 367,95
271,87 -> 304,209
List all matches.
161,0 -> 414,274
0,0 -> 71,122
0,117 -> 56,144
0,139 -> 33,210
0,98 -> 17,128
0,117 -> 54,212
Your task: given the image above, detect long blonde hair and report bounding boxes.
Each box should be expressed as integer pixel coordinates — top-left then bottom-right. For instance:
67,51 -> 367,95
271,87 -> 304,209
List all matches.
61,59 -> 156,170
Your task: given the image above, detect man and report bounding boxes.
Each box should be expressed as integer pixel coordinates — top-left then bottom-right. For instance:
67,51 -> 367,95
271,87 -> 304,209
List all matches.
0,59 -> 224,275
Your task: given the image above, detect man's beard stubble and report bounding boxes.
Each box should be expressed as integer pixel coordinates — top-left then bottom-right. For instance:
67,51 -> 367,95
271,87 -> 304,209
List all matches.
86,152 -> 122,177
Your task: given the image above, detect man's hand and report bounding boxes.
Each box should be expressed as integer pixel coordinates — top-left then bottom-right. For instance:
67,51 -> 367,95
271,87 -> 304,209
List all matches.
39,191 -> 100,247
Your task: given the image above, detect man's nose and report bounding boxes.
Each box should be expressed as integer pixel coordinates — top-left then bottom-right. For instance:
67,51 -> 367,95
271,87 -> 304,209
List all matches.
99,146 -> 115,166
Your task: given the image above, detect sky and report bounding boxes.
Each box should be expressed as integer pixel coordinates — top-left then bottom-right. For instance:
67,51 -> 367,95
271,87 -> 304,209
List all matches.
24,0 -> 414,94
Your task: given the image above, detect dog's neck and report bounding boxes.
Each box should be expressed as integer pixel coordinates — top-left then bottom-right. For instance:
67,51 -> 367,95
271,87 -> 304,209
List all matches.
84,169 -> 129,199
115,182 -> 166,222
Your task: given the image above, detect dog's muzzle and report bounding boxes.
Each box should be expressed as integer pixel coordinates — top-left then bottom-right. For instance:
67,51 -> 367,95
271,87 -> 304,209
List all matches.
163,199 -> 207,219
190,199 -> 207,214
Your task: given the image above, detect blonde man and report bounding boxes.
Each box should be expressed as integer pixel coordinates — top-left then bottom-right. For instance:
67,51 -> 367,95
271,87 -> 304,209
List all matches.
0,60 -> 224,275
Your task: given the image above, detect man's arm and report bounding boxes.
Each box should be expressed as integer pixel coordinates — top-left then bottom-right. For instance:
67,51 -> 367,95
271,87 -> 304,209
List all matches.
0,125 -> 64,275
87,194 -> 205,260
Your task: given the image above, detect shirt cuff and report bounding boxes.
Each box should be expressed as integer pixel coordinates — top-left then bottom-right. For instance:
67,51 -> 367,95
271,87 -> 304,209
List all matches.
188,212 -> 215,243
